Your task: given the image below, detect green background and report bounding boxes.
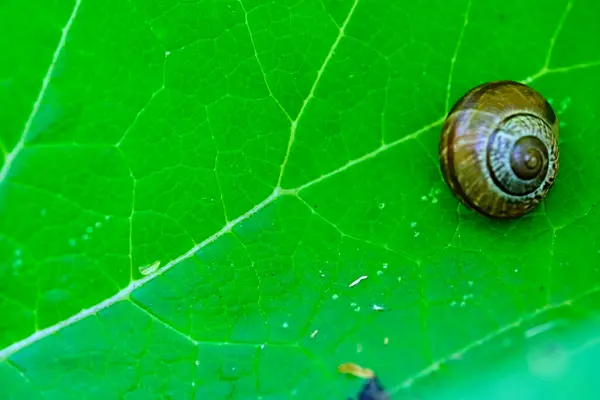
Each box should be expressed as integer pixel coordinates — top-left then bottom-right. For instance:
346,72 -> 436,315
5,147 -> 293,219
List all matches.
1,0 -> 600,398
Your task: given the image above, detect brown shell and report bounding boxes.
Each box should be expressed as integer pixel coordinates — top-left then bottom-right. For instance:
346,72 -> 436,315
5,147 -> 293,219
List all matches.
439,81 -> 559,219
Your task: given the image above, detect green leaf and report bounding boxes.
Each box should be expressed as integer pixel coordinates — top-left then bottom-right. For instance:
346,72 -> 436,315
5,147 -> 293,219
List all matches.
1,0 -> 600,398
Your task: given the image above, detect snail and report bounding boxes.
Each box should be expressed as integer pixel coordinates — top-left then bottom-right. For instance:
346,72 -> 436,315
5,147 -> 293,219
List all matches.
439,80 -> 559,219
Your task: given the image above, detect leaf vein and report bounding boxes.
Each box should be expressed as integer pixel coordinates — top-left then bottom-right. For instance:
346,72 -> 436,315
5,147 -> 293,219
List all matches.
5,9 -> 600,359
129,299 -> 197,345
0,0 -> 81,185
389,283 -> 600,394
286,115 -> 446,194
445,0 -> 473,114
276,0 -> 361,187
0,189 -> 280,360
238,0 -> 292,123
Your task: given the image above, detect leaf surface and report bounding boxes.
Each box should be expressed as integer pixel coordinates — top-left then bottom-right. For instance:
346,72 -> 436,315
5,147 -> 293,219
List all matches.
1,0 -> 600,398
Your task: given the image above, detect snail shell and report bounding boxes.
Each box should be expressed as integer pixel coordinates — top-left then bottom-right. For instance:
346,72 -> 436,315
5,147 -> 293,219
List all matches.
439,80 -> 559,219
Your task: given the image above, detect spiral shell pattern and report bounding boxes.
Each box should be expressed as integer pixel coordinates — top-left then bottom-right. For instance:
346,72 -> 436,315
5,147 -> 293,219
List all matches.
439,81 -> 559,219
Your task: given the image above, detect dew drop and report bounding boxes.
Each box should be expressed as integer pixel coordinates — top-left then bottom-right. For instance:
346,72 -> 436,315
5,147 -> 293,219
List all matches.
332,294 -> 339,300
68,238 -> 76,247
282,322 -> 289,328
558,97 -> 572,114
379,203 -> 385,209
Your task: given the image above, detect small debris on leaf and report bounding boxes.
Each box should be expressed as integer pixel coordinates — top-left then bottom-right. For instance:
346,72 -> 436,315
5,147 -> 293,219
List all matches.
356,377 -> 390,400
349,275 -> 368,287
339,363 -> 390,400
138,260 -> 160,276
337,362 -> 374,379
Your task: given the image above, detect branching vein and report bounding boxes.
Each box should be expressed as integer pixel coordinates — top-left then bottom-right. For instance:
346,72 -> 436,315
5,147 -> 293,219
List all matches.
276,0 -> 360,187
238,0 -> 292,123
389,284 -> 600,394
544,0 -> 574,68
445,0 -> 473,114
523,0 -> 574,84
284,115 -> 446,194
0,0 -> 81,185
0,189 -> 280,360
2,0 -> 600,370
129,299 -> 197,344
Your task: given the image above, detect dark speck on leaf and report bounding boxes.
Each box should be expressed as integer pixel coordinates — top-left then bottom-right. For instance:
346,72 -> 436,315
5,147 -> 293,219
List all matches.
353,377 -> 390,400
539,286 -> 545,291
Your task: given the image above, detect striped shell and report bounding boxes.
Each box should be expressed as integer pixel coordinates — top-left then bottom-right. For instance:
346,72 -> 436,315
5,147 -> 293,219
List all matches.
439,81 -> 559,219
